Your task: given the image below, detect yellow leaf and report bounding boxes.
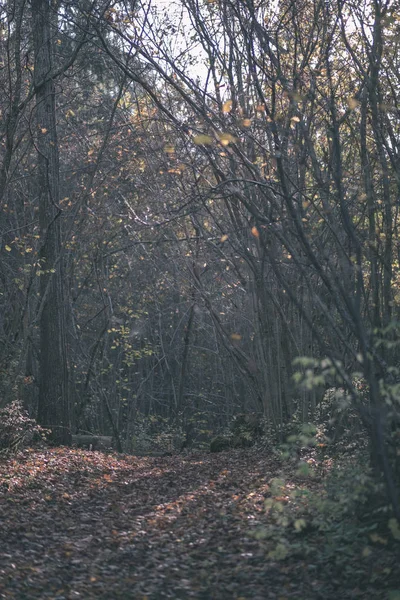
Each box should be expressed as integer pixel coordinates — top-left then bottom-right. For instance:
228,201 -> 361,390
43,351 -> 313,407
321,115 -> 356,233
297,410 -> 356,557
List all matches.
164,144 -> 175,154
40,128 -> 47,134
251,226 -> 259,238
242,118 -> 252,127
218,132 -> 236,146
193,134 -> 213,145
220,234 -> 229,242
5,245 -> 11,252
347,98 -> 360,109
222,100 -> 233,113
291,115 -> 301,122
230,333 -> 242,341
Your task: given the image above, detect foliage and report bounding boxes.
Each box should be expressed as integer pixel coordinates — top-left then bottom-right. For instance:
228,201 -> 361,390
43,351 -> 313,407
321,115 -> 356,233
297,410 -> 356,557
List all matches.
129,414 -> 184,455
230,413 -> 264,445
254,448 -> 399,592
278,422 -> 319,461
0,400 -> 48,454
209,414 -> 264,452
209,434 -> 232,453
293,352 -> 400,514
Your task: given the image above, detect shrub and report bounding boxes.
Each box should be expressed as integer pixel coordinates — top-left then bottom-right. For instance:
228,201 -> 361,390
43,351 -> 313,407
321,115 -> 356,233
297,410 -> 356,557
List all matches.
0,400 -> 48,453
129,414 -> 184,455
230,413 -> 264,447
210,435 -> 232,453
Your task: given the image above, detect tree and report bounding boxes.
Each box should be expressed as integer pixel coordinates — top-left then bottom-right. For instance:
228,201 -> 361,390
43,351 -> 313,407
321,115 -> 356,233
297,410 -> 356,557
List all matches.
32,0 -> 71,444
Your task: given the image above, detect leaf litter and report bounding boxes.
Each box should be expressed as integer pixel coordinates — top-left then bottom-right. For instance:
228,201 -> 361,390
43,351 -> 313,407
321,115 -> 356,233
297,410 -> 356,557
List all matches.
0,448 -> 398,599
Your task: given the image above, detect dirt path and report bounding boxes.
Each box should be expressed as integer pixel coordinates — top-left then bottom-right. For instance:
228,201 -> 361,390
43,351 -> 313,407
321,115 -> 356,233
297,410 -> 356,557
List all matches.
0,448 -> 396,599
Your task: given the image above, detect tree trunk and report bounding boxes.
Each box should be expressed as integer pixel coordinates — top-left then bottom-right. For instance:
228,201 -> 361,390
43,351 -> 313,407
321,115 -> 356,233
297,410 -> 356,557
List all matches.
32,0 -> 71,445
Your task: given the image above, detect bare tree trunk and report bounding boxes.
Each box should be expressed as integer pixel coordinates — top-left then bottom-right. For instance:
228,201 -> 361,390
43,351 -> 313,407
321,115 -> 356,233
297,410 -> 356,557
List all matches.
32,0 -> 71,445
176,301 -> 195,418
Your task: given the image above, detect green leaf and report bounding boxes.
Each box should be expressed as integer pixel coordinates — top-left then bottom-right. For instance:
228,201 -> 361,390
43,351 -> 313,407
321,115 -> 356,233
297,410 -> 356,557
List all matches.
294,519 -> 307,532
268,542 -> 289,560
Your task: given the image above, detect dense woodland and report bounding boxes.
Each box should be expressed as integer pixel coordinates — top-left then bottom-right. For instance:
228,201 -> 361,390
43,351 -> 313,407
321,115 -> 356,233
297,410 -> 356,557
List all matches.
1,0 -> 400,573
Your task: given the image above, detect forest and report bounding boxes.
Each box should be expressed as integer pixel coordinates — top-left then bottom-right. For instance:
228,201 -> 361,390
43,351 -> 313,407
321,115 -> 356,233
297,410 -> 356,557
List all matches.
0,0 -> 399,597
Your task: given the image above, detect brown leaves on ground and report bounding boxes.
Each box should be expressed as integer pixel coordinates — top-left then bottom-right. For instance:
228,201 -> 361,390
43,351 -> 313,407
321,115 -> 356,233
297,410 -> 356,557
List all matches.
0,448 -> 397,599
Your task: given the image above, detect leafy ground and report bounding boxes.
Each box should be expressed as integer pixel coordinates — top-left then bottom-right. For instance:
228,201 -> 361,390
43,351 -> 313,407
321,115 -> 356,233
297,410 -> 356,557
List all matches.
0,447 -> 398,599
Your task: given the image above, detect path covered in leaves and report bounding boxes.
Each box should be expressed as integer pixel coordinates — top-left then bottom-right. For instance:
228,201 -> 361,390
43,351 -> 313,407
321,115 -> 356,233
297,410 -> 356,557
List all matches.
0,448 -> 397,599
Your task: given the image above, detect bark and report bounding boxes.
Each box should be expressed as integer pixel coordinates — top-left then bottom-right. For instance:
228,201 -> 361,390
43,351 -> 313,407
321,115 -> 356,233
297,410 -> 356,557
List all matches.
32,0 -> 71,445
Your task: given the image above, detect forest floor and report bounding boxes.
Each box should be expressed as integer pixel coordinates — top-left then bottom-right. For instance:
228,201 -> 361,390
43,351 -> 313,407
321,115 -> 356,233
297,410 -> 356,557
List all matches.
0,447 -> 398,600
